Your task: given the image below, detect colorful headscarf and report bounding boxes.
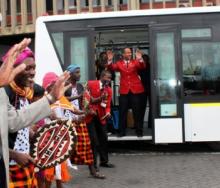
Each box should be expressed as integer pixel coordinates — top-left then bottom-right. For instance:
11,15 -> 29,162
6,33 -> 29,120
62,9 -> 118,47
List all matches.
2,47 -> 34,66
42,72 -> 59,90
66,64 -> 80,73
42,72 -> 78,113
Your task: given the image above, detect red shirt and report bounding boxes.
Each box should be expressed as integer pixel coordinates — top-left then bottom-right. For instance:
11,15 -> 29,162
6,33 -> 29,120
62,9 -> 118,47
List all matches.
86,80 -> 112,125
108,59 -> 146,94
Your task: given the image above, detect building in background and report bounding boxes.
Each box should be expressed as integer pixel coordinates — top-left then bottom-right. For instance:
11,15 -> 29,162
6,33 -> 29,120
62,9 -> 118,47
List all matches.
1,0 -> 220,36
0,0 -> 219,54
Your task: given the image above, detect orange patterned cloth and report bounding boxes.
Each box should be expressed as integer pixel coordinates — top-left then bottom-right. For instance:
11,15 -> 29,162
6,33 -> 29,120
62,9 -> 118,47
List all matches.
51,96 -> 77,113
44,161 -> 71,182
9,164 -> 37,188
71,122 -> 94,165
10,81 -> 34,100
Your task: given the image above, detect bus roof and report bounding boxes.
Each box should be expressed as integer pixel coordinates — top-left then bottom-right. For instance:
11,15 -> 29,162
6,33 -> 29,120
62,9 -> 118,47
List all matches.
37,6 -> 220,23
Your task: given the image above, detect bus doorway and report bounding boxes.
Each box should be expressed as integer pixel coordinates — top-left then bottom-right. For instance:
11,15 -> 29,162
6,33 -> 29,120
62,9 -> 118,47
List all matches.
94,26 -> 152,141
149,24 -> 183,144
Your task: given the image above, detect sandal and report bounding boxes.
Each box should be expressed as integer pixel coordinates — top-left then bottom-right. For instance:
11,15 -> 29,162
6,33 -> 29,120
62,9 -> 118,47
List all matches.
91,172 -> 106,179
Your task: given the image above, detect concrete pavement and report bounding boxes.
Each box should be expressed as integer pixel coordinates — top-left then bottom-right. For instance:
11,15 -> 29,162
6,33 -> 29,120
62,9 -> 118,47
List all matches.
53,151 -> 220,188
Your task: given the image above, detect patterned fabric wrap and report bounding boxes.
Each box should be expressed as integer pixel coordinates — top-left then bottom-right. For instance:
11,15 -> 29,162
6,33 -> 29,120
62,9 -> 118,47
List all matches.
42,72 -> 58,90
71,123 -> 94,165
9,164 -> 37,188
64,86 -> 94,165
44,161 -> 71,182
2,47 -> 34,66
10,81 -> 34,100
51,96 -> 77,113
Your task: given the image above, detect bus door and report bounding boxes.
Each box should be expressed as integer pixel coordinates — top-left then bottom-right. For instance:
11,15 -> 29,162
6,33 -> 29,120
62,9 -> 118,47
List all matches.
149,24 -> 184,143
64,29 -> 96,82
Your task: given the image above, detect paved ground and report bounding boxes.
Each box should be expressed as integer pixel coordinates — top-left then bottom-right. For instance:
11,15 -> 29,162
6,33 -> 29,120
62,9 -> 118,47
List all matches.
51,147 -> 220,188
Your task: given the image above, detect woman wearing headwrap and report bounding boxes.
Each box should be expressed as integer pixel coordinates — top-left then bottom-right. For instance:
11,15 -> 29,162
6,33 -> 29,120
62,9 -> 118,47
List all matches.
3,47 -> 38,188
42,72 -> 73,188
65,64 -> 105,179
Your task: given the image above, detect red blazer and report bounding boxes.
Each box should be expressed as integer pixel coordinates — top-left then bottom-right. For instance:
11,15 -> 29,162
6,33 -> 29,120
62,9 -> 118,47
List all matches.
108,59 -> 146,94
86,80 -> 112,125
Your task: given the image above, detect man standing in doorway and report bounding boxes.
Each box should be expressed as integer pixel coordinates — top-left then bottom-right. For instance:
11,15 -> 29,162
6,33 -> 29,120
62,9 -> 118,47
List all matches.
107,48 -> 146,137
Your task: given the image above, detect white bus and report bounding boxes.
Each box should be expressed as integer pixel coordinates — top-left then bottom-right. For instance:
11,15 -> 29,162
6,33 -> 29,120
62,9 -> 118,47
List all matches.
35,6 -> 220,143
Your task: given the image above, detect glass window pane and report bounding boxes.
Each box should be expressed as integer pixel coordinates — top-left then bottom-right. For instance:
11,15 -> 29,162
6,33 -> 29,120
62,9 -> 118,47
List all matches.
156,32 -> 177,116
140,0 -> 149,2
51,33 -> 64,65
70,37 -> 88,83
81,0 -> 89,7
69,0 -> 76,8
183,42 -> 220,96
181,28 -> 211,38
120,0 -> 127,4
107,0 -> 112,6
27,0 -> 32,13
93,0 -> 101,6
57,0 -> 64,10
17,0 -> 21,13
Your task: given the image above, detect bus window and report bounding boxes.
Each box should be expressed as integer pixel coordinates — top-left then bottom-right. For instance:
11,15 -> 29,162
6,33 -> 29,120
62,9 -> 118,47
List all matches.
51,32 -> 64,65
182,42 -> 220,96
69,37 -> 89,83
156,32 -> 178,116
181,28 -> 211,39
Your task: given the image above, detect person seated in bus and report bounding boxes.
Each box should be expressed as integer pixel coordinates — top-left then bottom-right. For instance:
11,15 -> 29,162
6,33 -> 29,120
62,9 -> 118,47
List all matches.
201,59 -> 220,94
107,48 -> 146,137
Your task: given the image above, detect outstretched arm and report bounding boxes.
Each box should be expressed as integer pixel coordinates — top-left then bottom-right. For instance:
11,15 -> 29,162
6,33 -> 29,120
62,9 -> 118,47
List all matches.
7,96 -> 51,133
7,71 -> 71,132
106,50 -> 119,71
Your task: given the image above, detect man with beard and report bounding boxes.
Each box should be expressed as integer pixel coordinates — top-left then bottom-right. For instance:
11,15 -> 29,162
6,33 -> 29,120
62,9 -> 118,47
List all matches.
0,39 -> 70,188
65,64 -> 105,179
4,47 -> 44,188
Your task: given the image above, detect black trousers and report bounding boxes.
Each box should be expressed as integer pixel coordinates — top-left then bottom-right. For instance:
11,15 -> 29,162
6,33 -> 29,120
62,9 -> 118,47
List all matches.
87,116 -> 108,167
0,158 -> 7,188
140,92 -> 148,128
119,92 -> 145,135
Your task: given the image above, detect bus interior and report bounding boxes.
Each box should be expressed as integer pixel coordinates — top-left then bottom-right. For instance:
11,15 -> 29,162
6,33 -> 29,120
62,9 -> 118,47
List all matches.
94,26 -> 152,140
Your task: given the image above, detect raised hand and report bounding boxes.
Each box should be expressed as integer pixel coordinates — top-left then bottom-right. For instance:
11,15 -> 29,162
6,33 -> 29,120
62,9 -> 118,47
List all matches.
135,49 -> 143,60
107,50 -> 114,61
0,38 -> 31,86
49,71 -> 71,101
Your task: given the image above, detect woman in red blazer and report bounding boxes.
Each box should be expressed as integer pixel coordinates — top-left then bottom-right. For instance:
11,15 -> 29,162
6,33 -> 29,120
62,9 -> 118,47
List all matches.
107,48 -> 146,137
